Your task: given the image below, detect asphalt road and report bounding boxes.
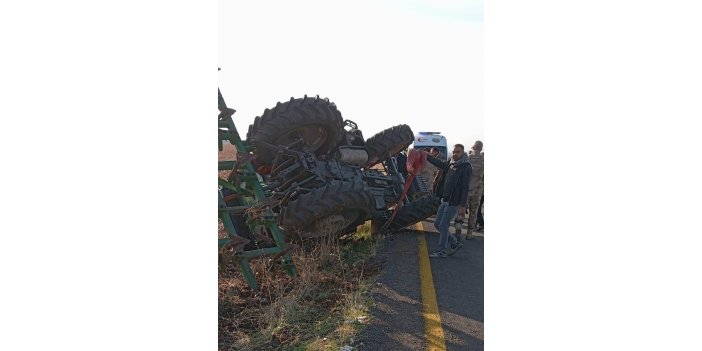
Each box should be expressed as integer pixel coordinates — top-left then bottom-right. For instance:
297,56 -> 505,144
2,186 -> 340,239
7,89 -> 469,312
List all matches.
356,220 -> 484,351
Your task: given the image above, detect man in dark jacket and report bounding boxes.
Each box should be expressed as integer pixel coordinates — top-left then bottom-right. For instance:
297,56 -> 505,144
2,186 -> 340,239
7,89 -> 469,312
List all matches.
425,144 -> 472,258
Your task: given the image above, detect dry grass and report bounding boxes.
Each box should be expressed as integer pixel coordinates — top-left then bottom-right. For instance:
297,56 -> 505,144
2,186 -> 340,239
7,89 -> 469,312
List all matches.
218,221 -> 381,351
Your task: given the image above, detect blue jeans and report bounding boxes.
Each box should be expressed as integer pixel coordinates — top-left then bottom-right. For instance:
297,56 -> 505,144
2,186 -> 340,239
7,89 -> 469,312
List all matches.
434,200 -> 459,251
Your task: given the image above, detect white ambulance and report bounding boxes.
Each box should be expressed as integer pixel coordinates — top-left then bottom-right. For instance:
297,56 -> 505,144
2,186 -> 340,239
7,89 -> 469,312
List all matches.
413,132 -> 449,161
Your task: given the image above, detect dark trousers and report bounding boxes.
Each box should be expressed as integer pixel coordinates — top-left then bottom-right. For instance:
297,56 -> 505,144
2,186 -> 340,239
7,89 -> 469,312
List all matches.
476,194 -> 484,227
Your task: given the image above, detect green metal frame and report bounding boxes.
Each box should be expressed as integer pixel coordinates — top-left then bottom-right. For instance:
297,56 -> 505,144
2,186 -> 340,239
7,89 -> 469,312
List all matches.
218,88 -> 297,291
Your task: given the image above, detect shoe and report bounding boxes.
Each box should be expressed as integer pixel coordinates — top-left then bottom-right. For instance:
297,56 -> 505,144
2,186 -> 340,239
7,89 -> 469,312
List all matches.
429,250 -> 448,258
447,241 -> 463,256
476,226 -> 484,233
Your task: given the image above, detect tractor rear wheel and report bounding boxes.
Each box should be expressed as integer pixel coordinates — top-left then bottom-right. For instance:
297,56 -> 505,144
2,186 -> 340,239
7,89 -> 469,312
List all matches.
247,96 -> 345,168
279,180 -> 375,239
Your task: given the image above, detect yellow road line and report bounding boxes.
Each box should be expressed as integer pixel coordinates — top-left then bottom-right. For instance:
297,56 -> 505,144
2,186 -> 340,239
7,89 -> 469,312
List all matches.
416,221 -> 447,351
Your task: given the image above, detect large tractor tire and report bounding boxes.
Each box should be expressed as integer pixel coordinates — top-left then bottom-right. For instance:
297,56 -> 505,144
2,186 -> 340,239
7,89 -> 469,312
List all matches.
247,96 -> 345,168
386,195 -> 441,232
279,180 -> 375,239
364,124 -> 414,167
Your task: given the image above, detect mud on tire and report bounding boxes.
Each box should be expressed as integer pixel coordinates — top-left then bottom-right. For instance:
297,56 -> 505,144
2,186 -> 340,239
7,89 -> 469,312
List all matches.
364,124 -> 414,167
279,180 -> 375,239
386,195 -> 442,232
246,96 -> 345,168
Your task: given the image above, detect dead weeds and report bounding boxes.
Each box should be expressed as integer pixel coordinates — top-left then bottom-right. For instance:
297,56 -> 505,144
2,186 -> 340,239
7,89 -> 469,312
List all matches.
218,222 -> 382,351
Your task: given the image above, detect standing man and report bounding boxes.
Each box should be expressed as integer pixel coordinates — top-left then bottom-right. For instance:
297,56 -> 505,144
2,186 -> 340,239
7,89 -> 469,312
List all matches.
464,142 -> 484,238
425,144 -> 472,258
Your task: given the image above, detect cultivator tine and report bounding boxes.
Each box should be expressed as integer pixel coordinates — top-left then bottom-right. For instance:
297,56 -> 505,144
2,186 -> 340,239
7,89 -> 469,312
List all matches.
252,225 -> 275,246
234,152 -> 256,169
220,234 -> 250,253
226,171 -> 239,184
270,243 -> 297,261
226,153 -> 256,183
222,192 -> 241,203
246,198 -> 281,219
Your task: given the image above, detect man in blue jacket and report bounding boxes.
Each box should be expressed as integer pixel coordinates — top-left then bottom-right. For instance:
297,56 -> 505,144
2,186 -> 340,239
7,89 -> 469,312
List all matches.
425,144 -> 473,258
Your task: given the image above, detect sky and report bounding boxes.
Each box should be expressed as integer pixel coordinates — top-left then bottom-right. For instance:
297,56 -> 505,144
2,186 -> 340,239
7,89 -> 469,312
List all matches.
219,0 -> 483,150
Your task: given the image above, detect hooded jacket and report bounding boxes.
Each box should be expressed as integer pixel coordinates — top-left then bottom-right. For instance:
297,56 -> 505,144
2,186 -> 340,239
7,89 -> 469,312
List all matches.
426,152 -> 472,207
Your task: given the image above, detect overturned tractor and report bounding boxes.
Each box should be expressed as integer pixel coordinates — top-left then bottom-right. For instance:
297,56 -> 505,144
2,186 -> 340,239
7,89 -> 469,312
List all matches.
219,91 -> 439,289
